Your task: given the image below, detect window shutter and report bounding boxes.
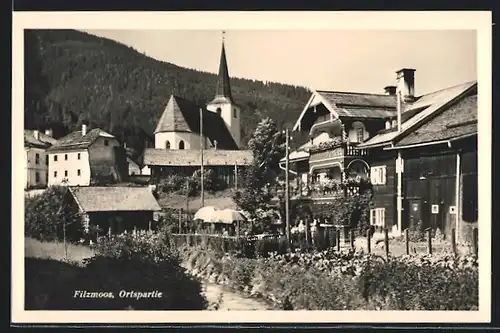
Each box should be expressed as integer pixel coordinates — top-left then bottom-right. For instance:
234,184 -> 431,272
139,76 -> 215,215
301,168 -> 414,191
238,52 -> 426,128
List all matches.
381,209 -> 386,228
382,166 -> 387,185
370,168 -> 375,184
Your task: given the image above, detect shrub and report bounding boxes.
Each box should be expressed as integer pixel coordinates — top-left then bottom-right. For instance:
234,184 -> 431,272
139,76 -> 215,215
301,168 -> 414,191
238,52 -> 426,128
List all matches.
25,186 -> 84,243
49,231 -> 208,310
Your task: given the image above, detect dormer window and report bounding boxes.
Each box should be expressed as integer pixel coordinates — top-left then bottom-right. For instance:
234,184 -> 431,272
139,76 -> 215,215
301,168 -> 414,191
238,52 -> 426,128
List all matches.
179,140 -> 185,150
165,141 -> 171,149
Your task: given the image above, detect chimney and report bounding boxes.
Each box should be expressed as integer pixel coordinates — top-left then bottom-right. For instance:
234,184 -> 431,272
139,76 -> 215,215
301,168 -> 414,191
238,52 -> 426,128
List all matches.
396,68 -> 416,103
44,128 -> 53,137
82,124 -> 87,136
384,86 -> 397,95
33,130 -> 39,140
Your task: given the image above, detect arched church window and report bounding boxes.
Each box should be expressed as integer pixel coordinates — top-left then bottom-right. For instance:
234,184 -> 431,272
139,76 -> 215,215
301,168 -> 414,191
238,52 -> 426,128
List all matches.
233,108 -> 237,118
179,140 -> 185,150
216,108 -> 222,116
165,141 -> 171,149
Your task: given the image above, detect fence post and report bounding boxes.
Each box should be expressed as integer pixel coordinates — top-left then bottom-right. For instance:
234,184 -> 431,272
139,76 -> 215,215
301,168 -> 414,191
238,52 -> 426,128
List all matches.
350,229 -> 355,249
404,229 -> 409,255
108,226 -> 112,238
384,228 -> 389,259
366,228 -> 371,254
472,227 -> 478,258
426,228 -> 432,255
133,226 -> 137,237
179,208 -> 184,234
336,227 -> 341,251
451,228 -> 457,256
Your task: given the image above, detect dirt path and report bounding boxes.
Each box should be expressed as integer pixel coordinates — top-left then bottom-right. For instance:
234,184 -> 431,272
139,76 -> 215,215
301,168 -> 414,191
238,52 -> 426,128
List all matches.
203,282 -> 274,310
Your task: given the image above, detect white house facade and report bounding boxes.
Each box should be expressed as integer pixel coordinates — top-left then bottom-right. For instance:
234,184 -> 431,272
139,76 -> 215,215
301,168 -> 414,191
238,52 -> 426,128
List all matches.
24,129 -> 57,189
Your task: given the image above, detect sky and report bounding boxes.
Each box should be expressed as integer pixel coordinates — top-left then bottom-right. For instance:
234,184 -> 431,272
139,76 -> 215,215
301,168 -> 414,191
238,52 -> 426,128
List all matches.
84,29 -> 477,96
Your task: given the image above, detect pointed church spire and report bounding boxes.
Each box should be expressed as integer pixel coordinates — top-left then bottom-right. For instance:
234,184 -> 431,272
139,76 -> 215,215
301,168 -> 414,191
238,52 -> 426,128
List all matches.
214,31 -> 233,102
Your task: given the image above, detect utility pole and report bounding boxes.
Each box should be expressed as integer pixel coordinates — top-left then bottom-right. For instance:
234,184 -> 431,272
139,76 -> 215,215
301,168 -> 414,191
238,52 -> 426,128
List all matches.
185,177 -> 189,214
199,108 -> 205,207
285,128 -> 290,242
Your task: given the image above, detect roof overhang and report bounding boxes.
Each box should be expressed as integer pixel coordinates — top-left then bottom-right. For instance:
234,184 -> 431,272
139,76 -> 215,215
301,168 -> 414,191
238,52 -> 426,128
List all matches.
292,90 -> 340,132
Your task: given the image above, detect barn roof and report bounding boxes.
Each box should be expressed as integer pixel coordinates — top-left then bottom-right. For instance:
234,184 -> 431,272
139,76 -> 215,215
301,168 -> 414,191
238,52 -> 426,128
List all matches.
47,128 -> 115,153
69,186 -> 161,212
24,130 -> 57,149
154,95 -> 238,150
143,148 -> 252,166
358,81 -> 477,148
395,94 -> 477,147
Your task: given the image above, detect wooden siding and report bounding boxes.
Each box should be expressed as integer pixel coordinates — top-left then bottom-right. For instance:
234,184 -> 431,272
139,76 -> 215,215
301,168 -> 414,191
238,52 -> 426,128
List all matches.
402,152 -> 457,240
459,149 -> 478,242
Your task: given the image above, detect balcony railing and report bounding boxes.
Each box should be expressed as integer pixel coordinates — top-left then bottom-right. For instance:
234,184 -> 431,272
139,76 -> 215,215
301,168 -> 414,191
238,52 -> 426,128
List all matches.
303,137 -> 368,158
272,178 -> 371,201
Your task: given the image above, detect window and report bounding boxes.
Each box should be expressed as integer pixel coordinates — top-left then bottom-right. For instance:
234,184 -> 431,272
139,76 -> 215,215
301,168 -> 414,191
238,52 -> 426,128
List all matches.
165,141 -> 171,149
77,153 -> 81,160
370,165 -> 387,185
54,155 -> 58,162
35,172 -> 40,183
77,169 -> 81,176
54,171 -> 57,178
216,108 -> 222,116
104,139 -> 109,146
45,155 -> 49,165
64,154 -> 68,161
64,170 -> 68,177
35,153 -> 40,165
356,127 -> 364,143
370,208 -> 386,228
179,140 -> 185,150
233,108 -> 237,118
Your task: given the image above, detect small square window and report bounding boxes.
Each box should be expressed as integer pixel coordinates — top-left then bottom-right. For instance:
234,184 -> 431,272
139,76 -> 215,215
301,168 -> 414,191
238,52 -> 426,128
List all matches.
54,171 -> 57,178
104,140 -> 109,146
65,154 -> 68,160
77,169 -> 81,176
35,153 -> 40,165
35,172 -> 40,183
64,170 -> 68,177
54,155 -> 58,162
77,153 -> 81,160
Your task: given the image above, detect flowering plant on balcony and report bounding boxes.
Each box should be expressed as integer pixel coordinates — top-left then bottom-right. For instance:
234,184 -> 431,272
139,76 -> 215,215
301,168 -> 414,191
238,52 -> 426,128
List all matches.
307,137 -> 344,153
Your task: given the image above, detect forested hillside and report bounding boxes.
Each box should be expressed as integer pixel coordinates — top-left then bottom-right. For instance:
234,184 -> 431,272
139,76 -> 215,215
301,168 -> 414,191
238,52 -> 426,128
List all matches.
24,29 -> 310,157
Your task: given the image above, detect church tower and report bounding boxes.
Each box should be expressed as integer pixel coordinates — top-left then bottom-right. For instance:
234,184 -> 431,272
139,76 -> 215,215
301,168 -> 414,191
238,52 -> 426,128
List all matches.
206,32 -> 241,149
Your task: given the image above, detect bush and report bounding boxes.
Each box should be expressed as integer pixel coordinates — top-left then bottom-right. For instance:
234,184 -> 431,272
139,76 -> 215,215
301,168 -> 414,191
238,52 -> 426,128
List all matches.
48,231 -> 208,310
180,244 -> 479,311
25,186 -> 84,243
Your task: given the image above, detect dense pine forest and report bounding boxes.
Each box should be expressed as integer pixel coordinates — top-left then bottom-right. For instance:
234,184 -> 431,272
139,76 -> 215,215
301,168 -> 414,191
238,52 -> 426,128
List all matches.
24,29 -> 311,158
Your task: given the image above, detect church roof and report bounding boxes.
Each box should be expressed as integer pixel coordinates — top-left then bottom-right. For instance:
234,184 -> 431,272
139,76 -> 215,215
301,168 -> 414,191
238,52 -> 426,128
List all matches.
154,95 -> 238,150
211,41 -> 234,104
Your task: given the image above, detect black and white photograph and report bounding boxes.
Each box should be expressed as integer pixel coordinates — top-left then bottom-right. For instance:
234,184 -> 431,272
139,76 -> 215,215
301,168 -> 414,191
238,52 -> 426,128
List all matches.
12,11 -> 491,324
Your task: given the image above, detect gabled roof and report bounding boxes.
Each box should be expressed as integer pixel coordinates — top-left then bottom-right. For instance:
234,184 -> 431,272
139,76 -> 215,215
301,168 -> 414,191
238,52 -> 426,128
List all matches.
395,94 -> 477,147
293,90 -> 397,131
143,148 -> 252,167
358,81 -> 477,149
69,186 -> 161,212
154,95 -> 238,150
24,130 -> 57,149
47,128 -> 116,153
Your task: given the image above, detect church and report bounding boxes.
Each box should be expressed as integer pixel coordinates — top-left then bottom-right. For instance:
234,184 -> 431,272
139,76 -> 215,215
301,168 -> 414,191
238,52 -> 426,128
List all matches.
143,35 -> 253,186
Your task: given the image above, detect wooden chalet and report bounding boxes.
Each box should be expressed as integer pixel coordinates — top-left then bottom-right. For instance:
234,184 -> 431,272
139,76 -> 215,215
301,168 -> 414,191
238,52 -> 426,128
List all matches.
282,67 -> 478,243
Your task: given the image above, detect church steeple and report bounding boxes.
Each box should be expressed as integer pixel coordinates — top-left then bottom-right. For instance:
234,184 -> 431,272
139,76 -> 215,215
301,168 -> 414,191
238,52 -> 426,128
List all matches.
214,31 -> 233,102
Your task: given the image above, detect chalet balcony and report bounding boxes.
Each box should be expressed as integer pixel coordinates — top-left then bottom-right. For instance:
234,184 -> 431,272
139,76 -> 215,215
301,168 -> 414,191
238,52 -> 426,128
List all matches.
307,138 -> 368,158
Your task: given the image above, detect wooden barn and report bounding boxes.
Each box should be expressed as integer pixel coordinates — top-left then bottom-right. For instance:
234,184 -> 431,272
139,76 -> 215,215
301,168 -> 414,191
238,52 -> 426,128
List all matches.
360,76 -> 477,242
68,186 -> 162,235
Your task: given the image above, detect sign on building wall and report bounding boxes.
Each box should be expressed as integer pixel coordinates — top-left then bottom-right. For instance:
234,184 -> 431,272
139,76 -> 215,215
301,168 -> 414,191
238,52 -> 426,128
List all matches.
431,204 -> 439,214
